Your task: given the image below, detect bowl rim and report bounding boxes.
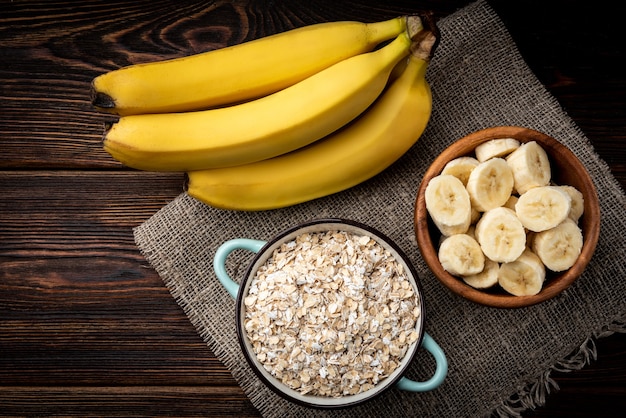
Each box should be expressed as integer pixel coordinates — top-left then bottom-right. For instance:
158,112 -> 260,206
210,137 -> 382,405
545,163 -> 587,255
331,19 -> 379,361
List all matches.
234,217 -> 427,408
414,126 -> 600,308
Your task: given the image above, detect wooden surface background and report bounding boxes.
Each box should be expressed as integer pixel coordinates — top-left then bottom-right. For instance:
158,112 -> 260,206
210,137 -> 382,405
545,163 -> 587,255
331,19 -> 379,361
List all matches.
1,0 -> 624,416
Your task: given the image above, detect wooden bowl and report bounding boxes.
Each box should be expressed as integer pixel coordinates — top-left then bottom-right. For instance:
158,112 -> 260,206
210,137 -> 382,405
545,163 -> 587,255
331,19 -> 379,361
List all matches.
414,126 -> 600,308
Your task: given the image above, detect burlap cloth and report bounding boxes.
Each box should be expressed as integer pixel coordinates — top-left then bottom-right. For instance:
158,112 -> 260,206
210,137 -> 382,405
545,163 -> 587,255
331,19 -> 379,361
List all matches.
133,1 -> 626,416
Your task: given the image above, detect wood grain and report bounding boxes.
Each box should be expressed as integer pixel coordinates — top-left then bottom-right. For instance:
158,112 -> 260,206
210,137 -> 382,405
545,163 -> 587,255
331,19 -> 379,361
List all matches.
1,0 -> 624,416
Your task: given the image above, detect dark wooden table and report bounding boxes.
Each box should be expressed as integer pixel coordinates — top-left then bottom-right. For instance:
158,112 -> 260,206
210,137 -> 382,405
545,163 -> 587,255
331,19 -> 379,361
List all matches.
1,0 -> 624,416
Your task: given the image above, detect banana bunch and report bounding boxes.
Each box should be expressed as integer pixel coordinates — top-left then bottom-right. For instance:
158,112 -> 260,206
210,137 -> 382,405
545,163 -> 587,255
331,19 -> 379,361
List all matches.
93,14 -> 439,210
426,139 -> 585,296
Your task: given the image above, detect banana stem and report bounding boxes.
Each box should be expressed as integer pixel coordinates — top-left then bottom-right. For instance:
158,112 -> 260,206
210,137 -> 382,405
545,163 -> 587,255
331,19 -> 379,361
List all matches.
407,12 -> 439,60
405,15 -> 424,39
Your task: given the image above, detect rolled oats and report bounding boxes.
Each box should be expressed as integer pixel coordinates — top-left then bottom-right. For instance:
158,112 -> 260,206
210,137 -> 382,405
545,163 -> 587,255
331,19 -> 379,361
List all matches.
244,230 -> 421,398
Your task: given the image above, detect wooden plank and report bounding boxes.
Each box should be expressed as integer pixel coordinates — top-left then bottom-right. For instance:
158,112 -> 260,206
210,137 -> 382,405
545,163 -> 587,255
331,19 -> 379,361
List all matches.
0,171 -> 183,228
0,386 -> 260,418
0,172 -> 232,387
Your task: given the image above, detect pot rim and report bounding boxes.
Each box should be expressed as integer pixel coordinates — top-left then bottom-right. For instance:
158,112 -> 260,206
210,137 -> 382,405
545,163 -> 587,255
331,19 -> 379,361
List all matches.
234,218 -> 427,409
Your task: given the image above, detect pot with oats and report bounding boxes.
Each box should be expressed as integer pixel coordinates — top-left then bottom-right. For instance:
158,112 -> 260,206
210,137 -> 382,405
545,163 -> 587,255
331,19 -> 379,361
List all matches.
214,218 -> 447,409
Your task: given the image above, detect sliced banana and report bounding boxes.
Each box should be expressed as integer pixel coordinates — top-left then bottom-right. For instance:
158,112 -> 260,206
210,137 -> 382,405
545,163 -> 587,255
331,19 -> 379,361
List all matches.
558,185 -> 585,222
498,248 -> 546,296
470,207 -> 481,224
474,138 -> 520,162
466,224 -> 476,239
438,233 -> 485,276
525,230 -> 537,250
506,141 -> 551,194
515,185 -> 571,232
502,194 -> 518,211
532,218 -> 583,272
475,207 -> 526,263
466,158 -> 514,212
462,258 -> 499,289
425,174 -> 472,236
431,139 -> 585,297
441,156 -> 479,186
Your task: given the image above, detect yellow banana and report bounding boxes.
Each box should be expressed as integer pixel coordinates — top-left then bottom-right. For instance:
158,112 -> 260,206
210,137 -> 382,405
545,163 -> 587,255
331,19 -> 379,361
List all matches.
92,17 -> 417,116
186,28 -> 438,211
103,31 -> 417,172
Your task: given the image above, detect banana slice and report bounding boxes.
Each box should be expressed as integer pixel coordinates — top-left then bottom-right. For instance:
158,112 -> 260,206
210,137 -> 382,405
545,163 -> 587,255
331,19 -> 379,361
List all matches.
438,233 -> 485,276
440,225 -> 476,247
462,258 -> 499,289
525,230 -> 537,250
502,194 -> 519,211
441,156 -> 479,186
532,218 -> 583,272
425,174 -> 472,236
466,224 -> 476,239
466,158 -> 515,212
475,207 -> 526,263
506,141 -> 551,194
558,185 -> 585,222
498,248 -> 546,296
474,138 -> 521,162
515,185 -> 571,232
470,207 -> 481,224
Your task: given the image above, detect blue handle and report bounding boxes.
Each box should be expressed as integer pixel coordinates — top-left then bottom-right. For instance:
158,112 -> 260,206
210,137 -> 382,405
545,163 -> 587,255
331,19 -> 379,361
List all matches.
213,238 -> 266,298
214,238 -> 447,392
395,333 -> 448,392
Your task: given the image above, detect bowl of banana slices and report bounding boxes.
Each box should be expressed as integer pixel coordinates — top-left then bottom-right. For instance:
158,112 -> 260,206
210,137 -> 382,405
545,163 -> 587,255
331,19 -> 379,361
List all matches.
414,126 -> 600,308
